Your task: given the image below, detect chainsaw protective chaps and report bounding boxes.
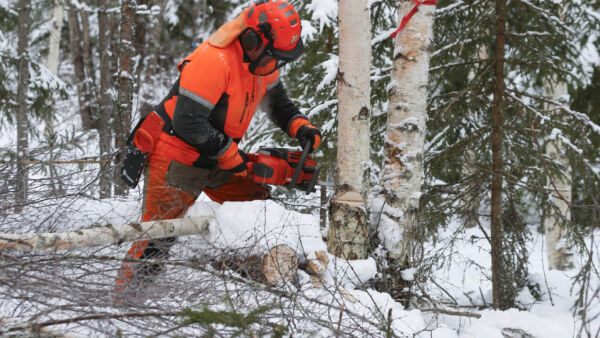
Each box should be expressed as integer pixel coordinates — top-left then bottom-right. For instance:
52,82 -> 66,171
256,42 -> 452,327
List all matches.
116,156 -> 270,293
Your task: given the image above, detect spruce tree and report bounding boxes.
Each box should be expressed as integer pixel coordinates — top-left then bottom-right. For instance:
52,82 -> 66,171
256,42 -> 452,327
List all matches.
425,0 -> 600,309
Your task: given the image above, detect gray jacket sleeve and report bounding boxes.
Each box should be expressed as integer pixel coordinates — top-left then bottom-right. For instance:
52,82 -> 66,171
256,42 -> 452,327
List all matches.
259,80 -> 308,136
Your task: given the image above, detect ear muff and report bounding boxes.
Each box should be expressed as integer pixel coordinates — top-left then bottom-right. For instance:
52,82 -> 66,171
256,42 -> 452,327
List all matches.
240,28 -> 261,51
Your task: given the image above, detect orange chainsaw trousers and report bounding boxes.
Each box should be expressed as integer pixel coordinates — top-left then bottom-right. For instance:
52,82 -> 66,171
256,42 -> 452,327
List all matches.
115,155 -> 269,293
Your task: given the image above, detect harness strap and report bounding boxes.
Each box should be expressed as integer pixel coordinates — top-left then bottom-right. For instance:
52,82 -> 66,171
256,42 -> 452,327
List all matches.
154,77 -> 181,137
154,60 -> 191,138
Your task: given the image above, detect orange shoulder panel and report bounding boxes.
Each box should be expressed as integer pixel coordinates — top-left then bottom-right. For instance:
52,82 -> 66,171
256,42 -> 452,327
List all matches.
179,43 -> 231,106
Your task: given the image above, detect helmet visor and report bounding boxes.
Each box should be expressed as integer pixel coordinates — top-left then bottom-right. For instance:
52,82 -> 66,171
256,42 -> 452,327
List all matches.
247,39 -> 302,75
271,37 -> 303,62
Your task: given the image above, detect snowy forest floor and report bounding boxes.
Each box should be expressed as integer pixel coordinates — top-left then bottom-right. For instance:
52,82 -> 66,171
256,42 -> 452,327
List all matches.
1,191 -> 598,337
0,53 -> 598,336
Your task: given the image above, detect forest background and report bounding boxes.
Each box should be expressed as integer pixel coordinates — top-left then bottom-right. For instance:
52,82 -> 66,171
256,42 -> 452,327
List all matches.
0,0 -> 599,336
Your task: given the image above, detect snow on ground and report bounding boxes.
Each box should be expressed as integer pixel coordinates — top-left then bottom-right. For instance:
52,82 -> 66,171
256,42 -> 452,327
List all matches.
1,196 -> 599,336
420,219 -> 599,337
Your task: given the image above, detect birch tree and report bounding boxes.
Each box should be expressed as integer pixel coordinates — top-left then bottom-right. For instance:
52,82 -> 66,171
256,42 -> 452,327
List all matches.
379,0 -> 436,267
543,80 -> 574,271
15,0 -> 31,212
46,2 -> 63,76
327,0 -> 371,260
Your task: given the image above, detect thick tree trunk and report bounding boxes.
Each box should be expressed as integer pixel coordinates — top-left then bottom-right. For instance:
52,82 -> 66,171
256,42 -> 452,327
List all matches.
46,3 -> 63,75
327,0 -> 371,260
114,0 -> 137,196
380,0 -> 436,266
67,3 -> 94,130
491,0 -> 507,310
98,1 -> 114,198
15,0 -> 31,213
543,80 -> 574,270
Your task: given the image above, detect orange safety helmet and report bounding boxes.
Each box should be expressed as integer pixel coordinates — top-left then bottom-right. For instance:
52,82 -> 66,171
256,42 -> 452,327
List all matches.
239,0 -> 303,75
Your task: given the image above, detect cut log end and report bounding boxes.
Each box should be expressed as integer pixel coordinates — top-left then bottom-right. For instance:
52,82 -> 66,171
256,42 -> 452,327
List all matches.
262,245 -> 298,286
304,250 -> 330,275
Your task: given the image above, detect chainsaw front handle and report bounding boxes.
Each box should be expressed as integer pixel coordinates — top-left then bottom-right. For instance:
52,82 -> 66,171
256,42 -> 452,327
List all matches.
288,142 -> 311,192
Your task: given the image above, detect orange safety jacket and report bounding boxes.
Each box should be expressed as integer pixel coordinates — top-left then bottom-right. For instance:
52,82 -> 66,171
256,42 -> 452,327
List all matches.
151,38 -> 308,167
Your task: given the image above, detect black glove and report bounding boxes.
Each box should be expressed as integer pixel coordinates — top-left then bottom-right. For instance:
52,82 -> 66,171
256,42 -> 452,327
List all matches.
296,125 -> 322,153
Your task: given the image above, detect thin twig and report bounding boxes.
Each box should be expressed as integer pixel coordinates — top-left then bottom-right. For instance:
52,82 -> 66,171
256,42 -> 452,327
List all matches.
336,303 -> 345,336
418,307 -> 481,318
1,311 -> 182,334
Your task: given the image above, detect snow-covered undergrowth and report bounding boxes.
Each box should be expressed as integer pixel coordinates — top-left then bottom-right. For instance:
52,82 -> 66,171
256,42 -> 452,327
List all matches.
420,220 -> 600,337
1,197 -> 598,337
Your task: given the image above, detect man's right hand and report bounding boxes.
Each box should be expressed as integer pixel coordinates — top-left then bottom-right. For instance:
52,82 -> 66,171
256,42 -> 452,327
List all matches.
217,142 -> 247,177
295,124 -> 322,152
289,118 -> 322,153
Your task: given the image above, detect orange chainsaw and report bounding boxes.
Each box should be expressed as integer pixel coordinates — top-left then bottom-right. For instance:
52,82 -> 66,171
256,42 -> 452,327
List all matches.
246,143 -> 324,194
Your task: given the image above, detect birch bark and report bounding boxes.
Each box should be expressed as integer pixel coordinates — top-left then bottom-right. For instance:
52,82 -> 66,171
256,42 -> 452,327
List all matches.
15,0 -> 31,212
46,3 -> 63,75
379,0 -> 435,265
0,217 -> 211,252
543,80 -> 574,270
327,0 -> 371,260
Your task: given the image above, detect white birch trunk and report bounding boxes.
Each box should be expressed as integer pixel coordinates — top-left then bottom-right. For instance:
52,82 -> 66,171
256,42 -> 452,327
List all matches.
15,0 -> 30,212
46,3 -> 63,75
327,0 -> 371,260
462,44 -> 488,228
379,0 -> 435,264
0,216 -> 212,252
543,80 -> 574,270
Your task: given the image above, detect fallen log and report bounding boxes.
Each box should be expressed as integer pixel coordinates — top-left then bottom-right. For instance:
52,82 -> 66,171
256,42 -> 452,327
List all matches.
207,245 -> 299,286
262,245 -> 298,286
0,216 -> 212,252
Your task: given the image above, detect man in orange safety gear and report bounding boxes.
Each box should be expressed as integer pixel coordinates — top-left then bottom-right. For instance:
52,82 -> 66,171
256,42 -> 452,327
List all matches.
116,0 -> 322,293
